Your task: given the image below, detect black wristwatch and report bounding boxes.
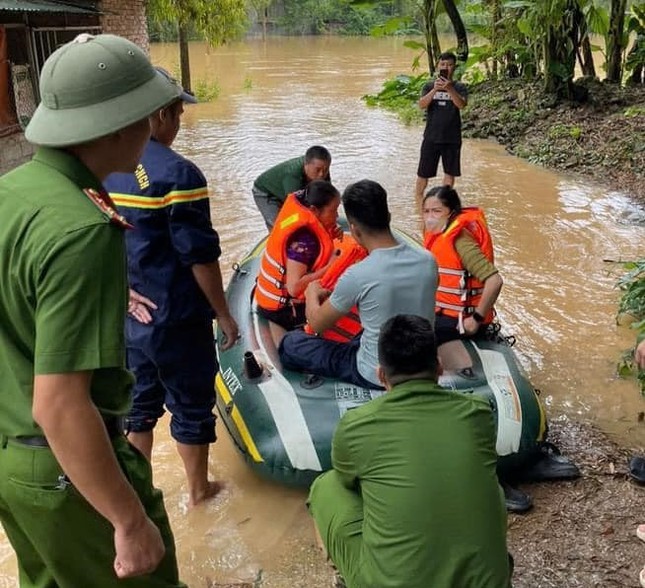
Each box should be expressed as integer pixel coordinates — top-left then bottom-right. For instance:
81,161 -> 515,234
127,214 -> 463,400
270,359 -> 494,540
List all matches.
472,311 -> 485,324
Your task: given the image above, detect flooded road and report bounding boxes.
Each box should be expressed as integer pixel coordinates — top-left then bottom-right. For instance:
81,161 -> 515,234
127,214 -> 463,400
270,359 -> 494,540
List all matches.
0,36 -> 643,587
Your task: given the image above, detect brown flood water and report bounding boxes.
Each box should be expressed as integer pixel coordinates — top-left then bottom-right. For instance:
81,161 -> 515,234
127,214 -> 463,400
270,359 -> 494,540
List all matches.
0,36 -> 643,587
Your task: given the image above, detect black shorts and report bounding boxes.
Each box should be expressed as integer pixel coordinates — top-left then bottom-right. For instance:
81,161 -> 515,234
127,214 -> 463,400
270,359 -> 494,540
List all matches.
434,313 -> 485,346
257,302 -> 306,331
417,139 -> 462,178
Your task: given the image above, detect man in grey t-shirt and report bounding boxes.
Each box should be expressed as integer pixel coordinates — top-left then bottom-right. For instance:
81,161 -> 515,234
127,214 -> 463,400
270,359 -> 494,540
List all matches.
279,180 -> 438,388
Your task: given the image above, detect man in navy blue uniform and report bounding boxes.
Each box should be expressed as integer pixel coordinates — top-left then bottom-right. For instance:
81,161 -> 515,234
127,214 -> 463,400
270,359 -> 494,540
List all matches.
105,68 -> 239,507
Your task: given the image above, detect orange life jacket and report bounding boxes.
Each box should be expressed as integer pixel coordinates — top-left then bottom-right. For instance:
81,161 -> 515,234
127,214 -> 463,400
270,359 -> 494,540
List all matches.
424,207 -> 495,325
255,192 -> 334,312
304,235 -> 367,342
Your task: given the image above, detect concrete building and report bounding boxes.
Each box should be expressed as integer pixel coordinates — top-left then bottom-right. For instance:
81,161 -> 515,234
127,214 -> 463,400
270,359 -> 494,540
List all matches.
0,0 -> 148,173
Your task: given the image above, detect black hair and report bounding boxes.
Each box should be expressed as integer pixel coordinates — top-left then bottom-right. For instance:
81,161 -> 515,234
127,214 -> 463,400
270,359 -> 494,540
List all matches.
305,145 -> 331,163
342,179 -> 390,232
300,179 -> 339,209
438,52 -> 457,64
423,185 -> 462,224
378,315 -> 438,379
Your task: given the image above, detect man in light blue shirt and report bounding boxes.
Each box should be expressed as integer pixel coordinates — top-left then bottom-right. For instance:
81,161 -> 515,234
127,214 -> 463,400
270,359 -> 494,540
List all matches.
279,179 -> 438,388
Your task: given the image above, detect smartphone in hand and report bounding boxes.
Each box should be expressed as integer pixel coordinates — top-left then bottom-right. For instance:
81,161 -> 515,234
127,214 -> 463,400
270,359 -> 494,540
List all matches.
439,68 -> 449,79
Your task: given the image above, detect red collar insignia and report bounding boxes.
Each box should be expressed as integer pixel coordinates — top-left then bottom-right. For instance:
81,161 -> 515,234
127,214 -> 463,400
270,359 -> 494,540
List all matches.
83,188 -> 134,230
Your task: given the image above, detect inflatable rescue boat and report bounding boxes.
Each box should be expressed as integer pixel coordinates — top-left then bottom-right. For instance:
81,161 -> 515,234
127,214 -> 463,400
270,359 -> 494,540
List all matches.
215,229 -> 576,487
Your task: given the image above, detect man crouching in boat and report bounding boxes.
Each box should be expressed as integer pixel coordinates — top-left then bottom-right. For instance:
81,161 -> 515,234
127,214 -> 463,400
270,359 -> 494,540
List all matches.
255,180 -> 342,345
308,314 -> 513,588
279,179 -> 438,389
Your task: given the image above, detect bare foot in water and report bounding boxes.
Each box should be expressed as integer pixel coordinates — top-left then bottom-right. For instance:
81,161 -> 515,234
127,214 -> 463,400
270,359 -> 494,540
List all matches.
188,480 -> 226,508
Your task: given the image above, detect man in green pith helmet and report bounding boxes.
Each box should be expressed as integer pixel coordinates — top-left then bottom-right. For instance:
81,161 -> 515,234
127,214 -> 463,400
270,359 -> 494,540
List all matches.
0,33 -> 187,587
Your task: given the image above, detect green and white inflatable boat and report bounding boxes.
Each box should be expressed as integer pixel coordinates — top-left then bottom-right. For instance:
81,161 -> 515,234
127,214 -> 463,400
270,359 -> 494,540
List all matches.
215,230 -> 577,487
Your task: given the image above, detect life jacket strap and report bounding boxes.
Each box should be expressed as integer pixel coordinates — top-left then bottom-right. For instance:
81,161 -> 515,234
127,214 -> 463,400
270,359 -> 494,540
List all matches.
259,266 -> 284,289
438,267 -> 466,277
264,251 -> 286,275
436,301 -> 477,313
256,282 -> 289,305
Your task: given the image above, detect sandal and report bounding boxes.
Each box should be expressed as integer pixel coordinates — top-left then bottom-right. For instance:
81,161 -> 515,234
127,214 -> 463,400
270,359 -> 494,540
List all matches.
637,524 -> 645,543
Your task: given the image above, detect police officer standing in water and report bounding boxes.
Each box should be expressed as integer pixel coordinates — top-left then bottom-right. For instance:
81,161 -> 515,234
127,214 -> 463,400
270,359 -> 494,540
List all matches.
0,34 -> 187,586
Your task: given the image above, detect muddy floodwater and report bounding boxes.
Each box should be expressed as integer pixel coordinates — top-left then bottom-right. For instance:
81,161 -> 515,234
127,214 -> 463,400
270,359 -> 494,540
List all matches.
0,37 -> 643,587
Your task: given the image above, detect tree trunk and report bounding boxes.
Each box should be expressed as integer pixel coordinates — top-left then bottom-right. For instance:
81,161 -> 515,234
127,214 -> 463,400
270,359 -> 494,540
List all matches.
262,7 -> 268,41
441,0 -> 468,63
422,0 -> 441,74
575,6 -> 596,78
627,35 -> 645,84
606,0 -> 628,83
430,21 -> 441,70
490,0 -> 501,78
543,1 -> 577,99
579,35 -> 597,77
179,24 -> 191,92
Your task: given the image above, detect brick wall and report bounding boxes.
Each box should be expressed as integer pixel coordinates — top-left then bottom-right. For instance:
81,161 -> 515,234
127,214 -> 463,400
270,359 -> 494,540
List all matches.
0,0 -> 150,175
100,0 -> 149,54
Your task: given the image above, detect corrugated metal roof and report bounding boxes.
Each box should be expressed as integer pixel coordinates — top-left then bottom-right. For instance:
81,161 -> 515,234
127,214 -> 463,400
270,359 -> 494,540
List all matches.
0,0 -> 100,13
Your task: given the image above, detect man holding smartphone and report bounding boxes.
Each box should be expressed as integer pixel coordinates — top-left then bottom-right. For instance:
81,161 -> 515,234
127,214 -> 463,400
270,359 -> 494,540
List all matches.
415,52 -> 468,200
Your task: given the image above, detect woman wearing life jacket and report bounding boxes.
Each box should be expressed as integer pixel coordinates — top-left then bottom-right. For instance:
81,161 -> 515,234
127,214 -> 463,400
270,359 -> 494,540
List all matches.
255,179 -> 341,335
422,185 -> 503,346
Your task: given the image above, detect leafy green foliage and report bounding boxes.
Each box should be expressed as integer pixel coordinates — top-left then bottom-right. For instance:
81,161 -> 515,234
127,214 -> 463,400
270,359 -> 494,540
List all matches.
617,260 -> 645,325
616,259 -> 645,394
278,0 -> 397,35
625,3 -> 645,82
147,0 -> 247,45
362,73 -> 427,124
548,123 -> 583,140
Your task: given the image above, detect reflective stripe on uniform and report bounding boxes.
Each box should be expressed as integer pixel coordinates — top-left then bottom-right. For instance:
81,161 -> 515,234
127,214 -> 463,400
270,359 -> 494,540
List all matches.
111,187 -> 209,209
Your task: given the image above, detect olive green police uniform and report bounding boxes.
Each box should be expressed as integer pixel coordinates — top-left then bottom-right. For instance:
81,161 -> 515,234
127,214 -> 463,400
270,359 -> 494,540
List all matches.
0,34 -> 186,587
309,379 -> 512,588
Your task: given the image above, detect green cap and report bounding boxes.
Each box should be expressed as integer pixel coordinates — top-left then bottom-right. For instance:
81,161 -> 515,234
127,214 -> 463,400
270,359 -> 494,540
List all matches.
25,34 -> 183,147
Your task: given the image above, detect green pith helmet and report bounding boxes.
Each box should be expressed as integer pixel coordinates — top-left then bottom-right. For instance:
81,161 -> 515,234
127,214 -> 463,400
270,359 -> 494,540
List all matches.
25,33 -> 182,147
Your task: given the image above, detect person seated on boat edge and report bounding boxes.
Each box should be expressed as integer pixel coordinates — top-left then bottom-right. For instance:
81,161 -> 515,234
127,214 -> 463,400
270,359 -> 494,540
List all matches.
252,145 -> 332,230
303,234 -> 367,343
422,185 -> 503,369
308,314 -> 513,588
279,179 -> 438,389
255,180 -> 342,343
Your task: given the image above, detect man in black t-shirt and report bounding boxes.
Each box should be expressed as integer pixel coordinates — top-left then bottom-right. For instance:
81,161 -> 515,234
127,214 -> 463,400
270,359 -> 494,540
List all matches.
416,52 -> 468,200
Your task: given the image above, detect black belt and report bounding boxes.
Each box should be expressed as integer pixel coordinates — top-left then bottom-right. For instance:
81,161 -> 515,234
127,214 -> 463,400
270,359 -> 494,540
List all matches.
13,416 -> 124,448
